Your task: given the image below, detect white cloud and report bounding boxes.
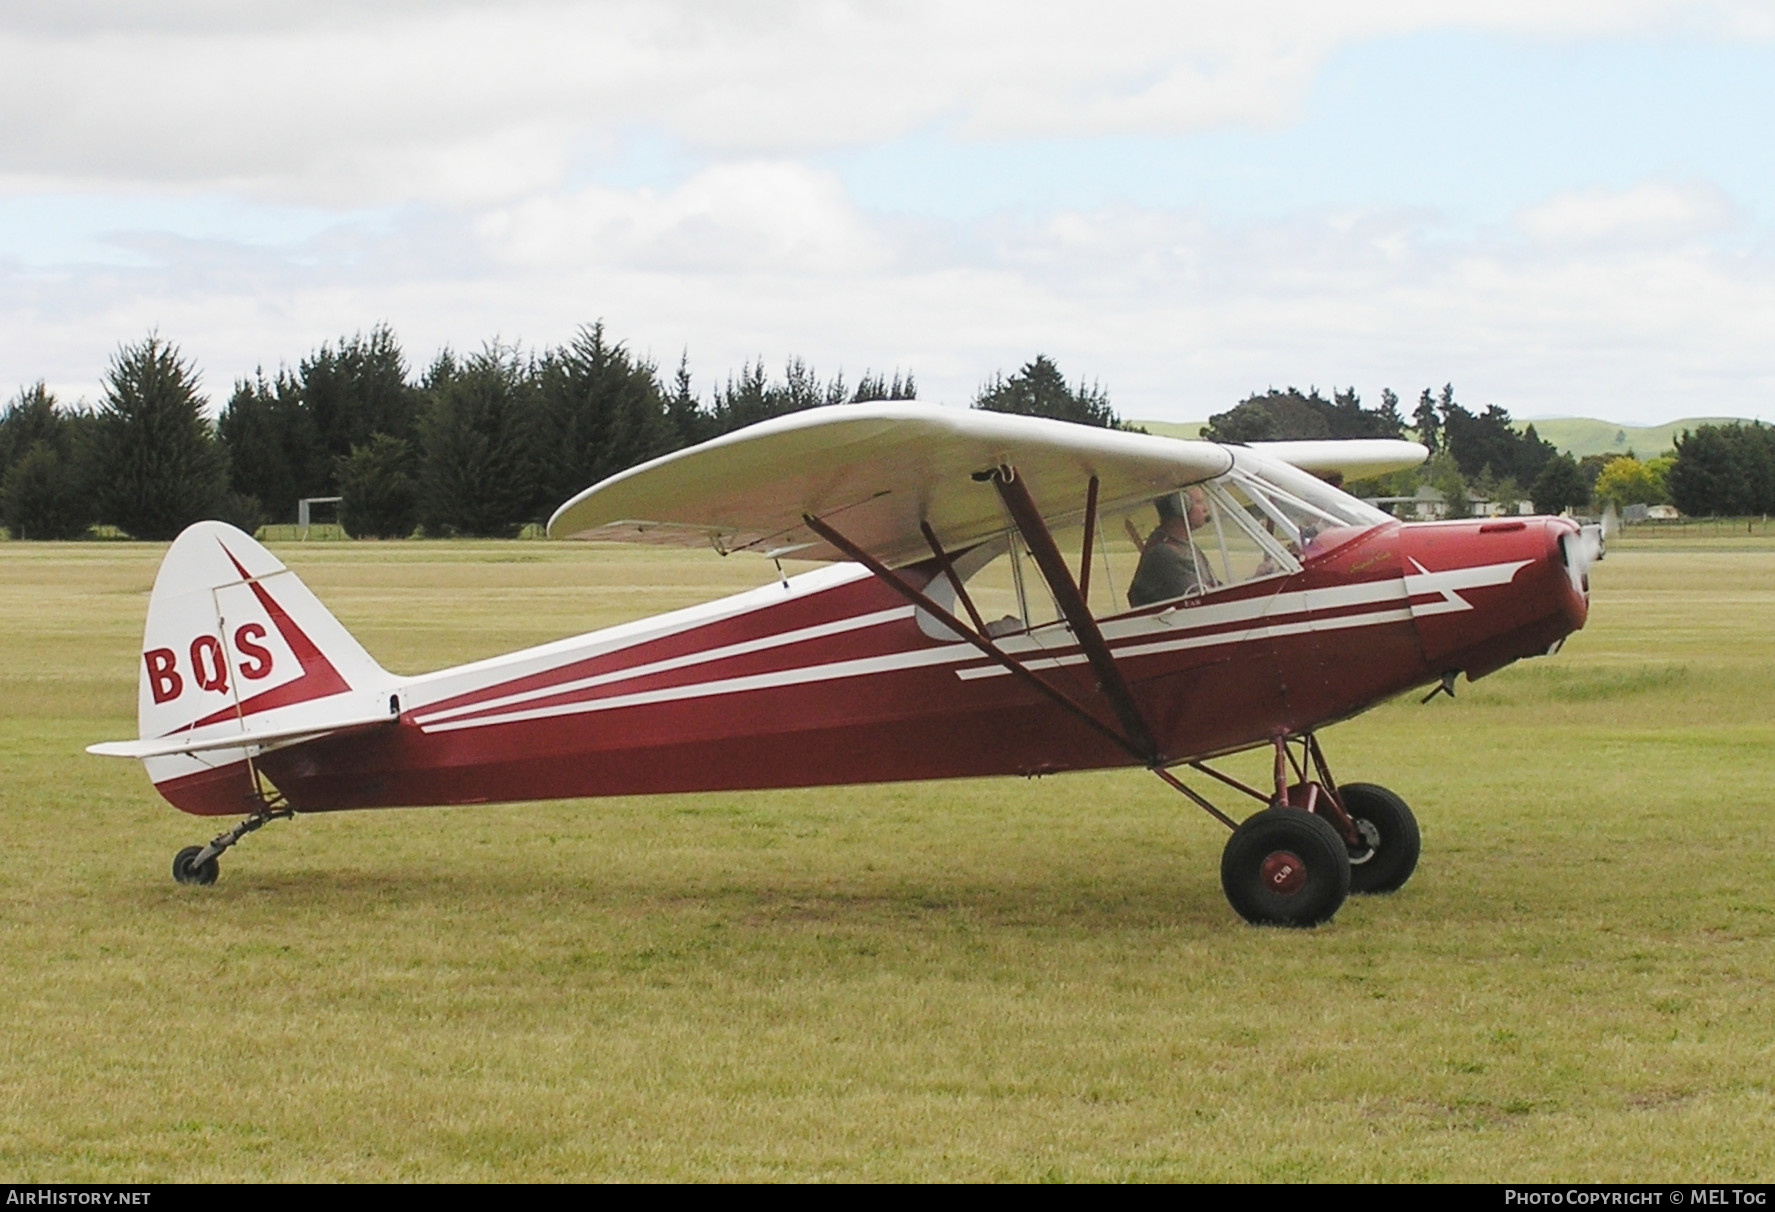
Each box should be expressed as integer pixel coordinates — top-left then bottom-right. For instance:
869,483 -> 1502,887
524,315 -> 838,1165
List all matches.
477,162 -> 890,274
8,175 -> 1775,426
1517,183 -> 1734,246
0,1 -> 1747,203
5,3 -> 1773,429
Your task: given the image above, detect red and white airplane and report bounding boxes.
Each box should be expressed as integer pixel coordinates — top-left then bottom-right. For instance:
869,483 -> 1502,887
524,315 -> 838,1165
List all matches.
90,405 -> 1602,925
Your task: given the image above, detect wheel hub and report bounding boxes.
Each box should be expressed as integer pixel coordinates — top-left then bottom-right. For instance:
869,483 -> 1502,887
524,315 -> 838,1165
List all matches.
1348,817 -> 1381,866
1259,850 -> 1307,896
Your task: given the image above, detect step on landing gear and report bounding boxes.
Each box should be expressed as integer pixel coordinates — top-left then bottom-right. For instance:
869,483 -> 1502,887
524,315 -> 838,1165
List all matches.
1155,733 -> 1420,926
171,763 -> 292,886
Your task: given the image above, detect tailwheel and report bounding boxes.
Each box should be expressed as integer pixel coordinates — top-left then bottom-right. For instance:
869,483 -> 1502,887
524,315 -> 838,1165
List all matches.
1221,806 -> 1350,927
171,845 -> 219,886
1341,783 -> 1420,895
169,791 -> 293,887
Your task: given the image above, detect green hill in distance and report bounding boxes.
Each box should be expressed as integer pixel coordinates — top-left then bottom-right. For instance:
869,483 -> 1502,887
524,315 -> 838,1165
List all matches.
1130,416 -> 1752,457
1508,417 -> 1748,458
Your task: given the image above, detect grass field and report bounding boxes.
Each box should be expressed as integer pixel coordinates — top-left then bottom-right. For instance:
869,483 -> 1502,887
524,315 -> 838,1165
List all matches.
2,533 -> 1773,1181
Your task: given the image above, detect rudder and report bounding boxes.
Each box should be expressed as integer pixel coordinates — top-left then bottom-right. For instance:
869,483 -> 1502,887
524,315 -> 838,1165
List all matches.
130,521 -> 394,815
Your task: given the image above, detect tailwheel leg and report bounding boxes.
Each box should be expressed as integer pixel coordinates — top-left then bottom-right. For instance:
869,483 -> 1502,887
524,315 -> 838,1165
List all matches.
171,767 -> 293,887
172,807 -> 292,886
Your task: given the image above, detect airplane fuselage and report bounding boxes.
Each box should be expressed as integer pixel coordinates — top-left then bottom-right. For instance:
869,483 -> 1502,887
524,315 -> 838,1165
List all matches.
156,515 -> 1589,816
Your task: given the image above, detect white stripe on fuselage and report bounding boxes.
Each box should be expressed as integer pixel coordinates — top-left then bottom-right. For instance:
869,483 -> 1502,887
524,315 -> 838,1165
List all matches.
419,641 -> 977,733
414,606 -> 913,725
397,561 -> 873,712
414,559 -> 1527,735
956,558 -> 1529,679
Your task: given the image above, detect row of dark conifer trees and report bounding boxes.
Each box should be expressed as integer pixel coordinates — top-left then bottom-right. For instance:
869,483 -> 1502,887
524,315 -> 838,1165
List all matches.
2,325 -> 1767,540
1202,383 -> 1775,517
0,324 -> 921,540
1204,384 -> 1593,514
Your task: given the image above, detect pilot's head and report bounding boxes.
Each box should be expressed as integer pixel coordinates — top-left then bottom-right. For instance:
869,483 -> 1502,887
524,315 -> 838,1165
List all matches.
1157,487 -> 1211,532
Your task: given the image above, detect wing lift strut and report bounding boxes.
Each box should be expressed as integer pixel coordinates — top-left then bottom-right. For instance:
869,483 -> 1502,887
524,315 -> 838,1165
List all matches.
804,463 -> 1359,837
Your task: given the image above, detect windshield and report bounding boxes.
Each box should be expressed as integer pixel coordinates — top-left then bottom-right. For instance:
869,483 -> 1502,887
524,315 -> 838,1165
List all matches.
1230,450 -> 1392,528
1224,451 -> 1391,561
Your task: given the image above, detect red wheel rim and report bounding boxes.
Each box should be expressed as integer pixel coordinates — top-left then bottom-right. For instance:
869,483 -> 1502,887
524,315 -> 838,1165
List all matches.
1259,850 -> 1307,896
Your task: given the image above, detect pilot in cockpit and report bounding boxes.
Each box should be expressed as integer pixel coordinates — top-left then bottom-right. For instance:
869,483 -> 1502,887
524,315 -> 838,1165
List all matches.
1128,487 -> 1218,607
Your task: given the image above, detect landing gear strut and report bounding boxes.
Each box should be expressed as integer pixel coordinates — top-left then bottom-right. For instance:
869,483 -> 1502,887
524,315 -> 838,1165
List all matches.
802,483 -> 1415,927
170,763 -> 292,886
1154,733 -> 1420,926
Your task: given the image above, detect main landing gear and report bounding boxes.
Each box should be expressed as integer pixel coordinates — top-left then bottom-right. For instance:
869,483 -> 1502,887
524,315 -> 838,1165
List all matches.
1161,734 -> 1420,927
801,476 -> 1416,929
171,766 -> 293,886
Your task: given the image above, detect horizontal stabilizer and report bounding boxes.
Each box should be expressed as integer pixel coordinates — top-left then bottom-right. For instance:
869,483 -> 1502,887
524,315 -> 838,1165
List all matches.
88,710 -> 396,760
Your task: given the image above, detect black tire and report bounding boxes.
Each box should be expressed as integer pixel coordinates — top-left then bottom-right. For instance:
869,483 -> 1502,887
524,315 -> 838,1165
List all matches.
172,845 -> 218,886
1341,783 -> 1420,895
1220,807 -> 1350,927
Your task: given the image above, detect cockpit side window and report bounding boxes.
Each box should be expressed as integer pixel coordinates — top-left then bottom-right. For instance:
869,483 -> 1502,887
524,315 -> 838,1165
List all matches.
917,462 -> 1374,637
1116,481 -> 1298,609
916,533 -> 1063,640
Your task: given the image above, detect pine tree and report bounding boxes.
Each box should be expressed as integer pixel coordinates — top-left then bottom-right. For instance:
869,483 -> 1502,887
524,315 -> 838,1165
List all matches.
1,440 -> 93,539
852,370 -> 918,403
973,355 -> 1119,428
419,346 -> 545,536
1377,388 -> 1405,437
705,356 -> 902,436
218,369 -> 317,525
711,359 -> 774,433
779,358 -> 828,413
1,383 -> 94,538
1433,388 -> 1556,487
1412,389 -> 1440,452
852,371 -> 888,403
337,434 -> 419,539
299,325 -> 420,481
0,382 -> 66,480
665,351 -> 712,447
534,323 -> 678,506
823,370 -> 848,407
91,335 -> 229,540
1531,452 -> 1589,516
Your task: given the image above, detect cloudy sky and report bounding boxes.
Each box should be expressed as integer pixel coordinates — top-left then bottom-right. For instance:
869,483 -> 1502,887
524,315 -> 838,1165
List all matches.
3,1 -> 1773,424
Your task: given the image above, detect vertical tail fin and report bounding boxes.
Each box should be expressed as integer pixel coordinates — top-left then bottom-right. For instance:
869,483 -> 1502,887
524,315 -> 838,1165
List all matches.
100,521 -> 395,815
